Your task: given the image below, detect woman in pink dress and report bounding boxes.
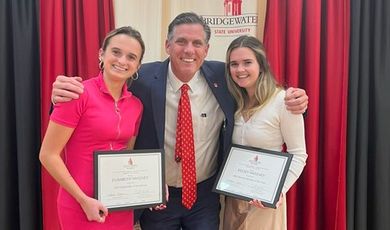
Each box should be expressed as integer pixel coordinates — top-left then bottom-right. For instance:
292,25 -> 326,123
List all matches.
39,26 -> 145,229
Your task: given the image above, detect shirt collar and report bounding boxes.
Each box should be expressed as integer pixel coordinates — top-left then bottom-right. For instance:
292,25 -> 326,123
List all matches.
96,71 -> 132,99
167,62 -> 201,93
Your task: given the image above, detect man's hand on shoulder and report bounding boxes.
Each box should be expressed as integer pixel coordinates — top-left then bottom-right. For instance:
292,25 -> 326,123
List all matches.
284,87 -> 308,114
52,75 -> 84,104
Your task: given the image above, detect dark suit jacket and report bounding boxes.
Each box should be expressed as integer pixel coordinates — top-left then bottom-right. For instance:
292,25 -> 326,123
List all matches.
130,59 -> 235,168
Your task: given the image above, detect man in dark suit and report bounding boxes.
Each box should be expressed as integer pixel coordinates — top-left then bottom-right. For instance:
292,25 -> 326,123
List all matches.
131,13 -> 235,230
51,12 -> 308,230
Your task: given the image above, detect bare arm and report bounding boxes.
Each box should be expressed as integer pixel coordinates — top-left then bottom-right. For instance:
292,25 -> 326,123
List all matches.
39,121 -> 108,222
284,87 -> 309,114
51,75 -> 84,103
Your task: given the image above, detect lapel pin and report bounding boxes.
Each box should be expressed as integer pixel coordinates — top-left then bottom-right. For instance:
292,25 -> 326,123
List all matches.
213,83 -> 218,88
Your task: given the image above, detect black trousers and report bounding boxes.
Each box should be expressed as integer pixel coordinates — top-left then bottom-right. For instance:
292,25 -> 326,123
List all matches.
139,176 -> 220,230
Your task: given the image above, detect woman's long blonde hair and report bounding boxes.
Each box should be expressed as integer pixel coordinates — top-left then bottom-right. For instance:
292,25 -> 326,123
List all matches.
225,35 -> 281,118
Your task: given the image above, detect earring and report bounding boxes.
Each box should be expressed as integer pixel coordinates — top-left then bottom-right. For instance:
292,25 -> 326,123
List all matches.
99,58 -> 104,70
132,72 -> 139,80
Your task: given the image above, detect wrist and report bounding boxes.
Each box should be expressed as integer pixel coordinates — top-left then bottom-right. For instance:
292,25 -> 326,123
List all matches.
76,193 -> 89,205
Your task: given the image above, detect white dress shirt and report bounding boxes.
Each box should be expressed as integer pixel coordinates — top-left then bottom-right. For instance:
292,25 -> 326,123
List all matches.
164,63 -> 225,187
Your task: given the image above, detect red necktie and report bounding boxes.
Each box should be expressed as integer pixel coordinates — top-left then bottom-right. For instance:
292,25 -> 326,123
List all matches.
175,84 -> 197,209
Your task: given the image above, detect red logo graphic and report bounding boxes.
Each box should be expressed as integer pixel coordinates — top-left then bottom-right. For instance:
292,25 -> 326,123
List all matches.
224,0 -> 243,16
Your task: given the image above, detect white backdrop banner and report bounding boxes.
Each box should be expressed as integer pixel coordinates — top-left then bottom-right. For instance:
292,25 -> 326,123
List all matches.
114,0 -> 262,62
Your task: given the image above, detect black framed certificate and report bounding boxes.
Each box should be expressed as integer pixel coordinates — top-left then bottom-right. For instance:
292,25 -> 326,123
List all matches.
94,149 -> 165,211
213,144 -> 292,208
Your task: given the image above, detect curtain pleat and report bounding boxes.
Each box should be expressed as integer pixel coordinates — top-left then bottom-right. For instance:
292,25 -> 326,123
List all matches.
39,1 -> 114,229
348,0 -> 390,229
0,0 -> 42,229
264,0 -> 349,229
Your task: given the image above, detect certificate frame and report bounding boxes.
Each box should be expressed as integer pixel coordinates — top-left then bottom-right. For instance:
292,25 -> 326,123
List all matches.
213,144 -> 292,208
94,149 -> 165,211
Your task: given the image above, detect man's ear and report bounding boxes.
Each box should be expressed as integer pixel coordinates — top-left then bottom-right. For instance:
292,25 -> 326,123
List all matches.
165,39 -> 170,55
204,43 -> 210,58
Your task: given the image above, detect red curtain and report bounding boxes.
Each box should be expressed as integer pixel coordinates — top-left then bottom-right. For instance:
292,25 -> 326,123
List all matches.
39,0 -> 114,229
264,0 -> 349,230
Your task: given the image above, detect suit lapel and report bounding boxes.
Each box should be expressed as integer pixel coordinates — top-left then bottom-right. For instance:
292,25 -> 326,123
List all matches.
201,64 -> 228,116
150,60 -> 169,148
201,63 -> 235,157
